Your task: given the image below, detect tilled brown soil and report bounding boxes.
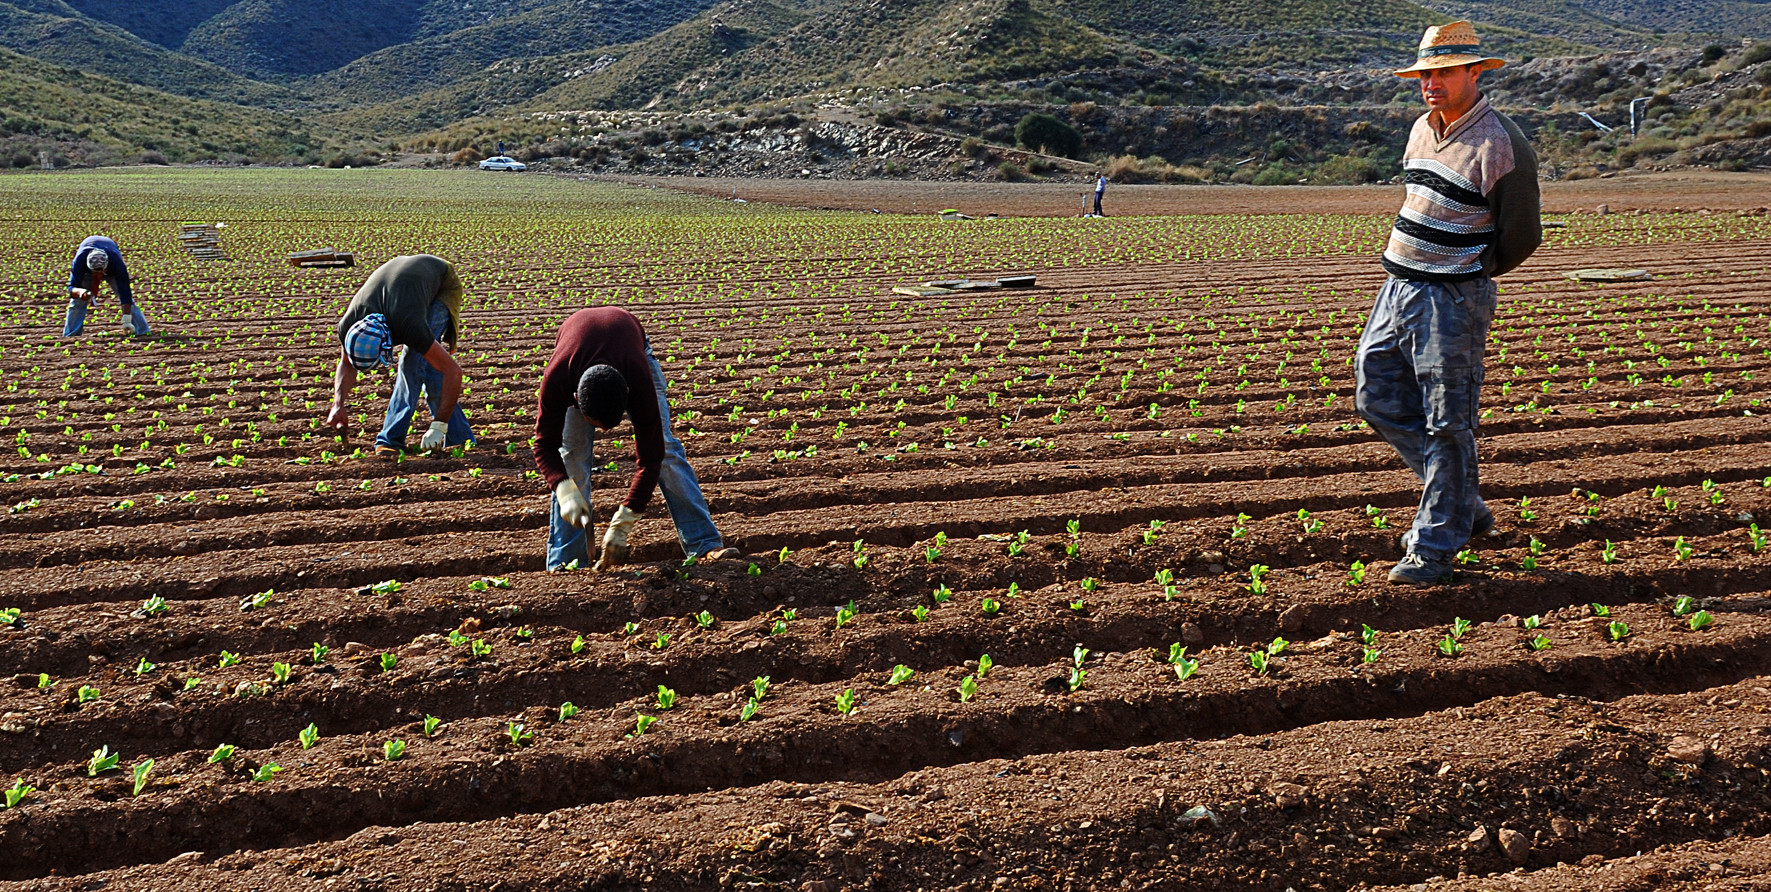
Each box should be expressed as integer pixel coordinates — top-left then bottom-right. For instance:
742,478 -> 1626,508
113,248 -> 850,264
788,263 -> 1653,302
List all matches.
1,173 -> 1769,890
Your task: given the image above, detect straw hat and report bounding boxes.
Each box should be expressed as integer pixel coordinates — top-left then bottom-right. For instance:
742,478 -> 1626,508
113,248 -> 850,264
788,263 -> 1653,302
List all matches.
1394,20 -> 1505,78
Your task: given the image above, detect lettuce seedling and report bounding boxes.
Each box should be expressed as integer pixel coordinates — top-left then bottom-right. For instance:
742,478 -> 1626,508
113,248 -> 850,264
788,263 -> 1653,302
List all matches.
182,676 -> 201,691
889,665 -> 914,685
769,619 -> 788,635
514,626 -> 533,641
976,653 -> 994,678
299,723 -> 319,749
621,622 -> 640,636
1346,561 -> 1367,586
240,590 -> 274,612
652,632 -> 671,650
250,762 -> 282,782
747,562 -> 763,577
4,778 -> 32,809
207,744 -> 236,764
958,675 -> 978,703
1672,596 -> 1696,617
218,651 -> 241,668
140,595 -> 169,617
1360,624 -> 1378,645
1449,617 -> 1473,641
911,605 -> 929,622
134,657 -> 155,676
739,698 -> 760,722
383,739 -> 406,761
558,702 -> 579,722
311,643 -> 329,664
270,662 -> 291,685
1267,637 -> 1289,656
1247,564 -> 1270,595
1607,620 -> 1630,641
88,746 -> 120,776
1081,577 -> 1100,593
36,673 -> 50,689
371,580 -> 402,595
1689,610 -> 1714,631
1437,636 -> 1463,657
77,685 -> 100,703
1248,650 -> 1269,676
655,686 -> 677,710
1527,634 -> 1552,651
378,653 -> 398,672
1523,615 -> 1543,630
834,689 -> 857,715
1590,603 -> 1611,617
777,546 -> 792,564
1750,524 -> 1767,553
1600,541 -> 1618,565
131,759 -> 154,797
980,597 -> 1001,615
505,722 -> 532,747
835,601 -> 857,628
1529,537 -> 1547,556
933,584 -> 953,603
1360,646 -> 1381,664
1674,537 -> 1693,561
752,676 -> 771,701
422,715 -> 442,736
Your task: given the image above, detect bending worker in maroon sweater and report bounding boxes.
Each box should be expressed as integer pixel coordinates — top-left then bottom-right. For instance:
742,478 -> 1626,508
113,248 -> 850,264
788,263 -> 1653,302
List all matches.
534,307 -> 738,570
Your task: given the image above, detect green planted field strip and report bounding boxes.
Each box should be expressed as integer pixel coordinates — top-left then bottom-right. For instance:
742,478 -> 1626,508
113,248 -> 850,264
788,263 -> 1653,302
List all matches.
0,170 -> 1770,886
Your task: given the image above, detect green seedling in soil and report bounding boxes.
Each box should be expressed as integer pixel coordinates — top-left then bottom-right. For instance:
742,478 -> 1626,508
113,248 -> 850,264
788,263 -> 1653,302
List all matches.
1530,537 -> 1547,556
888,665 -> 915,685
834,688 -> 857,715
924,544 -> 941,563
569,634 -> 587,655
1361,624 -> 1379,646
851,540 -> 869,570
1247,564 -> 1269,595
981,597 -> 1001,615
1673,597 -> 1697,617
134,657 -> 155,676
1067,665 -> 1087,692
1600,541 -> 1618,565
88,746 -> 120,776
911,605 -> 929,622
422,715 -> 443,736
240,590 -> 274,612
182,677 -> 201,691
835,601 -> 858,628
1007,539 -> 1024,557
1455,548 -> 1479,566
1662,496 -> 1679,513
1347,561 -> 1367,586
505,722 -> 532,747
655,686 -> 678,710
1652,484 -> 1668,498
467,576 -> 510,592
36,673 -> 50,689
1072,646 -> 1089,668
1674,537 -> 1694,561
1607,620 -> 1631,641
1069,599 -> 1087,613
371,580 -> 401,595
1143,520 -> 1165,545
311,643 -> 329,664
1248,650 -> 1269,676
770,618 -> 789,634
739,698 -> 760,722
621,622 -> 641,636
1081,577 -> 1100,593
270,662 -> 291,685
933,584 -> 954,603
1006,582 -> 1022,598
378,653 -> 398,672
1450,617 -> 1473,641
694,611 -> 716,630
958,675 -> 978,703
218,651 -> 241,668
1524,615 -> 1543,630
140,595 -> 168,617
1437,636 -> 1464,657
1518,497 -> 1537,522
250,763 -> 282,783
1528,634 -> 1553,651
383,739 -> 406,761
4,779 -> 33,809
1267,637 -> 1289,656
746,562 -> 762,577
752,676 -> 772,701
977,654 -> 995,678
1749,524 -> 1766,553
447,630 -> 469,647
1521,553 -> 1539,571
652,632 -> 671,650
77,685 -> 99,703
1690,611 -> 1714,631
131,759 -> 154,797
299,723 -> 319,749
777,546 -> 792,564
1591,603 -> 1611,618
207,744 -> 236,764
1361,646 -> 1382,664
558,702 -> 580,722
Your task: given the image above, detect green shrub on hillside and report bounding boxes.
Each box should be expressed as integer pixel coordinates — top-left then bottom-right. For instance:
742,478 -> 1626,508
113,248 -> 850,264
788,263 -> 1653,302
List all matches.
1014,112 -> 1082,158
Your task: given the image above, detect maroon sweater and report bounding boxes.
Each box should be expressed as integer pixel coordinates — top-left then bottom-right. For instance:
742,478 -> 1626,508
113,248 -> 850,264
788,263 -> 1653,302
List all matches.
533,308 -> 664,511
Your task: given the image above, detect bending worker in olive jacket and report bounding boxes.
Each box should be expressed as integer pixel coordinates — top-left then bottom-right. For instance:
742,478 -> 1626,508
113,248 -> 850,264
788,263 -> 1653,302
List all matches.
326,254 -> 474,455
534,306 -> 738,571
1356,20 -> 1542,586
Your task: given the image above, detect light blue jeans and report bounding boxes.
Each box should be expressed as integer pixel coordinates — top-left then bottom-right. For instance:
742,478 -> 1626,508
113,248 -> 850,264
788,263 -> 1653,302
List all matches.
376,299 -> 474,451
546,342 -> 723,569
1355,276 -> 1497,563
63,297 -> 150,337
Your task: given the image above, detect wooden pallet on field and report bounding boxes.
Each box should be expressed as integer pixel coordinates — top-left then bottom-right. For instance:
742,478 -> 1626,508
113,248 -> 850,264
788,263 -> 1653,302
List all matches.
178,223 -> 226,261
1565,268 -> 1650,283
288,249 -> 356,268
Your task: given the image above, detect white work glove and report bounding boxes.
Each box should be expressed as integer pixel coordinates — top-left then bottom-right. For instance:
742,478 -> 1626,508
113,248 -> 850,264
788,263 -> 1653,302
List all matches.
419,420 -> 449,452
595,504 -> 642,570
554,480 -> 593,529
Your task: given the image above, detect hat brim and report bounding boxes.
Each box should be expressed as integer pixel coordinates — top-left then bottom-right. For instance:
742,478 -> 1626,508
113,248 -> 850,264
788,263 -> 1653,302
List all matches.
1395,55 -> 1505,77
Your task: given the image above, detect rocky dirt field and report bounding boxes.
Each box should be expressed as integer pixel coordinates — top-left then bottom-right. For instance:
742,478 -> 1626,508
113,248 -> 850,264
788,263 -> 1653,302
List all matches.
0,169 -> 1767,890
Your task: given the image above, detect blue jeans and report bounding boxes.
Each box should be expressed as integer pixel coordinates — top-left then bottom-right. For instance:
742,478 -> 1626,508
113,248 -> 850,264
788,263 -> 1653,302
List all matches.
1355,276 -> 1497,562
63,298 -> 150,337
546,342 -> 724,569
376,299 -> 474,450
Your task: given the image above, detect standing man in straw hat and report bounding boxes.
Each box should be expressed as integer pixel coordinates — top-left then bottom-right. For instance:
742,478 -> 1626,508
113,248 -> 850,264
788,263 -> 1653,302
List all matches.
63,236 -> 152,338
325,254 -> 474,456
1356,20 -> 1541,585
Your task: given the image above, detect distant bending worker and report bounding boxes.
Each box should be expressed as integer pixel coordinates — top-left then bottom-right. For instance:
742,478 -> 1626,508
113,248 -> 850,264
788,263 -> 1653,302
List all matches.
1356,21 -> 1541,586
64,236 -> 151,337
325,254 -> 474,456
534,306 -> 738,571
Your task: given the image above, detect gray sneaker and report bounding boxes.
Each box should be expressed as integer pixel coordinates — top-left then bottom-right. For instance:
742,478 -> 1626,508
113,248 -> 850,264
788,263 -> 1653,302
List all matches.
1388,553 -> 1453,586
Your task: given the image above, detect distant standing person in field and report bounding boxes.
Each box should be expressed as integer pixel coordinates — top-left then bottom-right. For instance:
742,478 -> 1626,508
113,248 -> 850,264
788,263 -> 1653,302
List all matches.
534,306 -> 738,571
1356,20 -> 1541,585
325,254 -> 474,456
1094,172 -> 1107,216
63,236 -> 151,338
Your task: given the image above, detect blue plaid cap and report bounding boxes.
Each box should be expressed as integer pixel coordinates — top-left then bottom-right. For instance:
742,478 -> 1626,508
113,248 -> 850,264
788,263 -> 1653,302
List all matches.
344,313 -> 395,371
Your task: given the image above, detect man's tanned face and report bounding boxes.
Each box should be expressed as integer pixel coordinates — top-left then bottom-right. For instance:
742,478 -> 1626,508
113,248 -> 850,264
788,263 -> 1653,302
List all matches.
1418,63 -> 1481,117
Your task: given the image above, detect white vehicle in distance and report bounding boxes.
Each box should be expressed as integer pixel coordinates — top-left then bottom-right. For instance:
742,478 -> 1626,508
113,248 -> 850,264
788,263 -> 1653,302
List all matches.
478,155 -> 527,171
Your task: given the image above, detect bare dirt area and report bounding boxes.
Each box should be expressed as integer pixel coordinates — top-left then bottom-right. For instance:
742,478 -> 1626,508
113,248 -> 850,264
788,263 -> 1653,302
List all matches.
1,169 -> 1770,890
619,169 -> 1771,217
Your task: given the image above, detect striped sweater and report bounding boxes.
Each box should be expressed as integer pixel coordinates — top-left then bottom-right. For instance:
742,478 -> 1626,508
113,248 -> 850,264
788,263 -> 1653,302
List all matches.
1382,96 -> 1541,282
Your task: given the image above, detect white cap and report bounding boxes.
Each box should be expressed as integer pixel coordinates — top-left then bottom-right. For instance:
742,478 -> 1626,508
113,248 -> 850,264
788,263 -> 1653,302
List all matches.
85,250 -> 109,270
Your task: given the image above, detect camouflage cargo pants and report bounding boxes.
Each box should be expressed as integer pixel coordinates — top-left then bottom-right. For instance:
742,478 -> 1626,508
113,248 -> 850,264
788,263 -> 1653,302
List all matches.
1355,276 -> 1498,562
